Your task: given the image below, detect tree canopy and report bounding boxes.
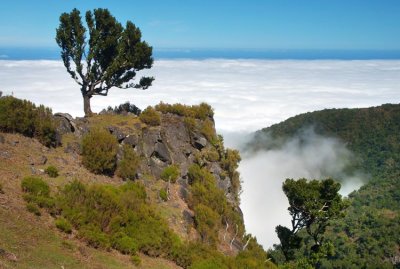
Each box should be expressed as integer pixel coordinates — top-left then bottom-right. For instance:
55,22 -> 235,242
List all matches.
56,8 -> 154,116
276,178 -> 348,263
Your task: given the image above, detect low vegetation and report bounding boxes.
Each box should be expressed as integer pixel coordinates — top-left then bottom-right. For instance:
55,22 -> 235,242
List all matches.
81,128 -> 119,174
155,102 -> 214,120
160,165 -> 180,183
45,165 -> 59,178
0,96 -> 58,147
139,106 -> 161,126
117,144 -> 140,180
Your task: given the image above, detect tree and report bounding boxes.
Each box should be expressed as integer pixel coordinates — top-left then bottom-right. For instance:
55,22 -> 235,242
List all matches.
56,8 -> 154,116
276,178 -> 348,261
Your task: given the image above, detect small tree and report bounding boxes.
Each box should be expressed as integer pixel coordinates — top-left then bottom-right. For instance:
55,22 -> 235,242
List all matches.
276,178 -> 348,261
56,8 -> 154,116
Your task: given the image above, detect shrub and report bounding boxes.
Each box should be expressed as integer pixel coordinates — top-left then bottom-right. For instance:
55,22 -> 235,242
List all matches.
0,96 -> 58,147
21,176 -> 50,197
45,165 -> 59,178
81,128 -> 118,174
159,188 -> 168,202
117,144 -> 139,180
55,217 -> 72,234
26,202 -> 41,216
160,165 -> 180,183
79,225 -> 111,249
131,254 -> 142,266
194,204 -> 221,246
21,176 -> 55,209
112,232 -> 138,254
139,106 -> 161,126
155,102 -> 214,120
200,119 -> 216,142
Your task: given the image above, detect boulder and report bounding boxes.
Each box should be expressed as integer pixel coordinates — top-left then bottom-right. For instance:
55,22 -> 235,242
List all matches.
153,142 -> 171,163
122,134 -> 139,147
0,134 -> 5,143
193,136 -> 207,150
54,113 -> 76,134
107,126 -> 126,142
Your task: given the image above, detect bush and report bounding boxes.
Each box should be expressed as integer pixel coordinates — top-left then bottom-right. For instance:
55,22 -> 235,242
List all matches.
0,96 -> 58,147
160,165 -> 180,183
131,254 -> 142,266
21,176 -> 55,210
159,188 -> 168,202
55,217 -> 72,234
112,232 -> 138,254
21,176 -> 50,197
200,119 -> 216,142
26,202 -> 41,216
194,204 -> 221,246
45,165 -> 59,178
139,106 -> 161,126
81,128 -> 118,174
79,225 -> 111,249
117,144 -> 139,180
155,102 -> 214,120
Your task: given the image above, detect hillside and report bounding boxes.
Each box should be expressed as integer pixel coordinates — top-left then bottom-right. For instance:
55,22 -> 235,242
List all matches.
248,104 -> 400,268
0,96 -> 276,269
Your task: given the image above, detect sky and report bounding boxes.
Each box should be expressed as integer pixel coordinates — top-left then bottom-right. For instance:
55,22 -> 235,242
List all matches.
0,0 -> 400,52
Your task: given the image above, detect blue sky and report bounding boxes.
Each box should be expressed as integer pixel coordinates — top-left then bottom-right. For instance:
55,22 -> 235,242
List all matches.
0,0 -> 399,51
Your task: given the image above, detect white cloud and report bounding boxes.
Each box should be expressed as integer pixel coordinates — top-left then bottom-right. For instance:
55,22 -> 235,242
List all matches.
0,59 -> 398,249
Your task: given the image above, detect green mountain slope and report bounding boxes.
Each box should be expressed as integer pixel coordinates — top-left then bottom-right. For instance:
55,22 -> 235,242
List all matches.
249,104 -> 400,268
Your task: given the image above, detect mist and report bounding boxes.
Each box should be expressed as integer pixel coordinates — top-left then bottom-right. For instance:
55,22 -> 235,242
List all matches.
234,128 -> 365,249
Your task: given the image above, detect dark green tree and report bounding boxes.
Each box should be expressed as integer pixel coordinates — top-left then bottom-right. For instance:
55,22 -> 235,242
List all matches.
277,178 -> 348,261
56,8 -> 154,116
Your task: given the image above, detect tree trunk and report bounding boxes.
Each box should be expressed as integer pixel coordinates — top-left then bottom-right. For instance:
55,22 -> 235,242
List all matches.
83,94 -> 93,117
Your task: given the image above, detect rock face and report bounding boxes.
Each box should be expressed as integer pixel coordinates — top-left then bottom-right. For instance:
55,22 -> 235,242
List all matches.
53,112 -> 237,205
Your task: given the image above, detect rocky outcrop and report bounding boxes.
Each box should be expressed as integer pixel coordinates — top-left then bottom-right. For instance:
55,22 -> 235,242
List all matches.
53,112 -> 236,205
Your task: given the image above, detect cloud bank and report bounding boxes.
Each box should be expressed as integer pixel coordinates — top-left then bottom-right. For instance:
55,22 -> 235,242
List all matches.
238,128 -> 365,248
0,59 -> 398,249
0,59 -> 399,133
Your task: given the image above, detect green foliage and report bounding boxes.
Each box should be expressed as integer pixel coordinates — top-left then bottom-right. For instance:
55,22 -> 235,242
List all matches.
81,128 -> 118,174
111,232 -> 138,254
56,180 -> 177,257
21,176 -> 55,210
21,176 -> 50,197
56,8 -> 154,116
55,217 -> 72,234
26,202 -> 41,216
160,165 -> 180,183
276,178 -> 348,263
0,96 -> 57,147
159,188 -> 168,202
106,101 -> 141,115
200,119 -> 216,142
139,106 -> 161,126
257,104 -> 400,267
131,254 -> 142,266
116,144 -> 139,180
220,149 -> 241,201
155,102 -> 214,120
45,165 -> 59,178
194,204 -> 221,246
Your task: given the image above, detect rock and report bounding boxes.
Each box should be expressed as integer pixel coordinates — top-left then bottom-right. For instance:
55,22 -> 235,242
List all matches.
122,134 -> 139,147
193,136 -> 207,150
0,134 -> 5,144
54,113 -> 76,134
107,126 -> 126,142
0,151 -> 11,159
39,155 -> 47,165
10,140 -> 19,146
0,248 -> 17,262
152,142 -> 171,163
64,141 -> 81,155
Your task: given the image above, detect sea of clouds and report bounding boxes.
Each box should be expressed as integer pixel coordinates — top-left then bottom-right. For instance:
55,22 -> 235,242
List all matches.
0,59 -> 399,248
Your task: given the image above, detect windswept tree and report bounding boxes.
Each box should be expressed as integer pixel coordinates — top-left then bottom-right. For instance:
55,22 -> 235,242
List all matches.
56,8 -> 154,116
276,178 -> 348,261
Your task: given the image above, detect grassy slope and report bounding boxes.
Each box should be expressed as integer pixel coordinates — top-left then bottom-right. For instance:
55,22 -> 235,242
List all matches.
0,132 -> 181,269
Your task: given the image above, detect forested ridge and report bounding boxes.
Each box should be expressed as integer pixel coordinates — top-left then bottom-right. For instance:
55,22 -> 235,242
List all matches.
250,103 -> 400,268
